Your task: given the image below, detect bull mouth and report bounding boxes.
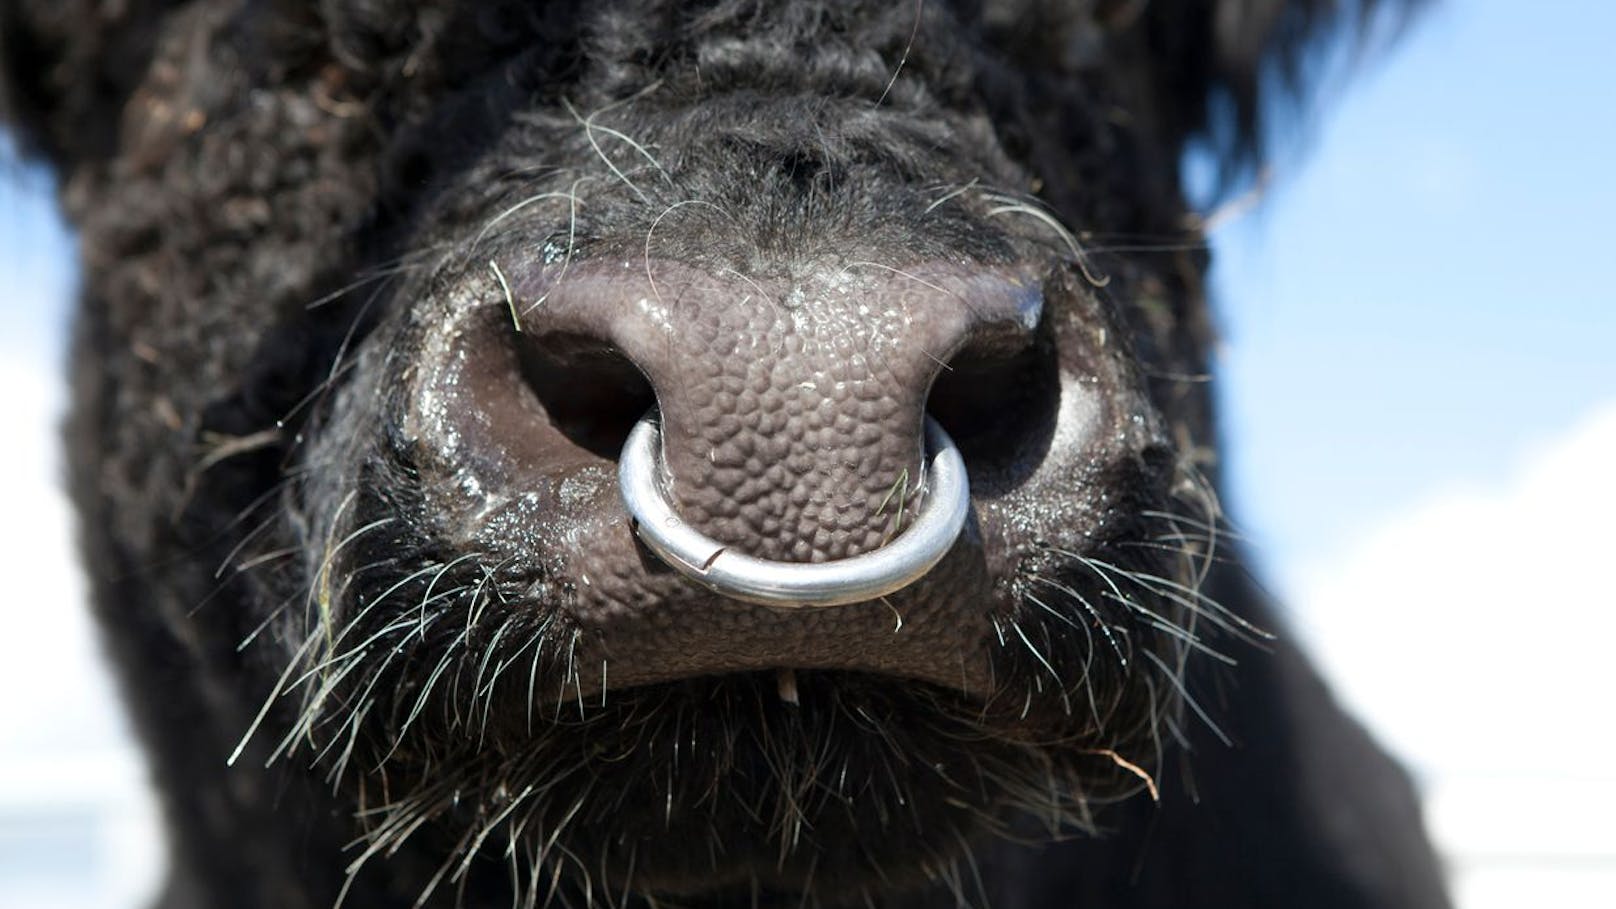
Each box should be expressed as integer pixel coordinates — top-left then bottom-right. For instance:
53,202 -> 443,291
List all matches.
619,410 -> 971,607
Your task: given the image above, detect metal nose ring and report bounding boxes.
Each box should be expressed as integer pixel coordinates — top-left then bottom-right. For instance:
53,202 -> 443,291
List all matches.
618,412 -> 970,607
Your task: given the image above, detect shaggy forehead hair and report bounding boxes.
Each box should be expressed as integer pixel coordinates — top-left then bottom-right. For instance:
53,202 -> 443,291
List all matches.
0,1 -> 1431,908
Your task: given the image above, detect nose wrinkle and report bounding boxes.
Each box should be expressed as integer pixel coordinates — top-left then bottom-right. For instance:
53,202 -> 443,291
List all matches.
634,267 -> 965,563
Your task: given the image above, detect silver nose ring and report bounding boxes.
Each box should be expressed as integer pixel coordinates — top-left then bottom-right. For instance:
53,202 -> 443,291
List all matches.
618,413 -> 970,607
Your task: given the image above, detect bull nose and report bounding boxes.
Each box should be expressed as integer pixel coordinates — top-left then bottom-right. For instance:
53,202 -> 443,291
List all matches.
511,257 -> 1043,572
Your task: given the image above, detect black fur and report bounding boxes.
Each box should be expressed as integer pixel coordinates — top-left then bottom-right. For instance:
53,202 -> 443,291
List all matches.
2,1 -> 1449,907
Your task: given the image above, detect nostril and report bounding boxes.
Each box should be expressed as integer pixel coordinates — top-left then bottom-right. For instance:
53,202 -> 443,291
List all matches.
517,331 -> 656,460
927,309 -> 1059,480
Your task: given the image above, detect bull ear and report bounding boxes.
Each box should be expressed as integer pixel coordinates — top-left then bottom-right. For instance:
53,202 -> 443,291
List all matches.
0,0 -> 178,167
1135,0 -> 1423,190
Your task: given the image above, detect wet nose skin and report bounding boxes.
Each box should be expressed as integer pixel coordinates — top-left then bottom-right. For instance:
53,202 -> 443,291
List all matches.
514,258 -> 1042,563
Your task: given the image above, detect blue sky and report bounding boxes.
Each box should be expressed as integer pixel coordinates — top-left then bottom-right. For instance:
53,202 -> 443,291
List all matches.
1,153 -> 72,361
1209,0 -> 1616,579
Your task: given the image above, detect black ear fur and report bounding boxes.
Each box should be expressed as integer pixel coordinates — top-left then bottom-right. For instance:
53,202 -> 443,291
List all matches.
0,0 -> 178,165
1140,0 -> 1421,186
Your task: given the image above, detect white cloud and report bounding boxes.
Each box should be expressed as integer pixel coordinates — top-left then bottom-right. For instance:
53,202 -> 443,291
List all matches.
0,356 -> 162,909
1285,399 -> 1616,779
1281,400 -> 1616,899
0,358 -> 126,752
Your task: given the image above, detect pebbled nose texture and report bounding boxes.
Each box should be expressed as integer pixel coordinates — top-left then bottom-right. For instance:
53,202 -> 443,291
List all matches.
514,259 -> 1040,563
